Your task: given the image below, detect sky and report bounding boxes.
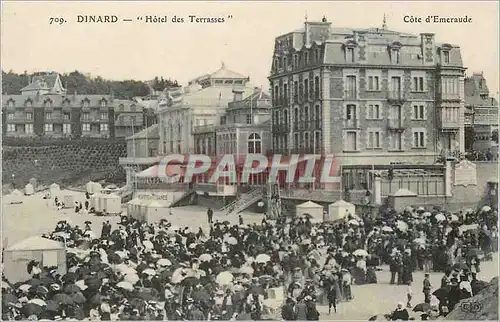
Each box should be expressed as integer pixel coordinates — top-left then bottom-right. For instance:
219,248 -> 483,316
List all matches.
1,1 -> 499,96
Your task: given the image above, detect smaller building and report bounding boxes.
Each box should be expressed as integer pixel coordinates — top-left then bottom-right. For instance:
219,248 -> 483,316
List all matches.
20,72 -> 66,96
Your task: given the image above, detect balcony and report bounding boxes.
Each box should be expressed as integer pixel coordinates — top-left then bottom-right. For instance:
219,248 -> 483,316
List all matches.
439,118 -> 460,130
6,116 -> 31,124
387,118 -> 406,132
344,90 -> 357,100
387,91 -> 407,102
343,119 -> 360,129
440,93 -> 461,102
192,124 -> 215,134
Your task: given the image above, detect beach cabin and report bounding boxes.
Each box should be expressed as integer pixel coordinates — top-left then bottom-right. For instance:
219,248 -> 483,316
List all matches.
296,201 -> 324,223
327,200 -> 356,221
103,193 -> 122,214
6,189 -> 24,204
29,178 -> 37,190
24,183 -> 35,196
127,198 -> 143,221
63,191 -> 79,208
3,236 -> 66,283
50,183 -> 61,197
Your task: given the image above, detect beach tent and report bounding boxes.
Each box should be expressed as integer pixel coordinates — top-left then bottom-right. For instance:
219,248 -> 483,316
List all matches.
3,236 -> 66,283
139,199 -> 152,220
50,183 -> 61,197
29,178 -> 38,190
327,200 -> 356,221
63,191 -> 78,208
93,182 -> 103,194
24,183 -> 35,196
127,198 -> 143,221
296,201 -> 324,223
146,201 -> 166,220
102,193 -> 122,214
7,189 -> 24,204
90,193 -> 105,211
86,181 -> 95,194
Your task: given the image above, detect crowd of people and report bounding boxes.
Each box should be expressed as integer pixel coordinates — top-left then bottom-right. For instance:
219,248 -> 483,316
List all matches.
1,201 -> 498,321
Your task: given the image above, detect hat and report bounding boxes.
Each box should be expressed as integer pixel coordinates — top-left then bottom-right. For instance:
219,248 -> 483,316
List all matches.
304,296 -> 312,301
186,298 -> 194,303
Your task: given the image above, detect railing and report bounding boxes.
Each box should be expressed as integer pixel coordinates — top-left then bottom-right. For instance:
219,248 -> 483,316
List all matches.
220,188 -> 262,214
387,118 -> 405,130
343,119 -> 360,129
192,124 -> 216,134
440,118 -> 460,129
387,91 -> 406,101
440,93 -> 460,101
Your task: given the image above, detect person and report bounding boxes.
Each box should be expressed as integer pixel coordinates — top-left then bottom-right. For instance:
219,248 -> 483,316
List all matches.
281,298 -> 296,320
327,278 -> 338,314
406,282 -> 412,308
207,208 -> 213,224
422,273 -> 432,303
364,189 -> 371,205
304,296 -> 319,320
390,302 -> 409,321
169,208 -> 173,216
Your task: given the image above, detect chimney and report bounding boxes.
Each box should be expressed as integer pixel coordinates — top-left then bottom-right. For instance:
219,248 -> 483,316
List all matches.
232,89 -> 244,102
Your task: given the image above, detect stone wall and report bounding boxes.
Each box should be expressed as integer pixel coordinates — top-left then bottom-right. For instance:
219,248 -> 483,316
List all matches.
2,138 -> 127,188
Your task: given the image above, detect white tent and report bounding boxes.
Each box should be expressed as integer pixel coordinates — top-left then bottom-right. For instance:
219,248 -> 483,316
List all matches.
102,193 -> 122,214
127,198 -> 143,220
90,193 -> 105,211
139,199 -> 151,219
296,201 -> 324,223
63,191 -> 78,208
29,178 -> 37,190
327,200 -> 356,221
24,183 -> 35,196
50,183 -> 61,196
146,201 -> 166,218
86,181 -> 96,194
7,189 -> 24,204
93,182 -> 103,194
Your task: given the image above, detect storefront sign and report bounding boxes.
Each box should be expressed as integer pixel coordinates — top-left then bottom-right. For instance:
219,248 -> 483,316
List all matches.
454,160 -> 477,186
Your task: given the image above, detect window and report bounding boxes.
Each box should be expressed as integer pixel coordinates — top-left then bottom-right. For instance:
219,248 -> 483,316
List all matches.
304,106 -> 309,123
7,101 -> 14,108
26,101 -> 32,107
346,48 -> 355,63
304,52 -> 309,65
293,54 -> 298,69
345,131 -> 358,151
100,112 -> 108,120
367,76 -> 380,91
7,113 -> 14,120
63,124 -> 71,134
45,101 -> 52,108
274,58 -> 279,72
314,131 -> 321,150
293,133 -> 299,148
293,81 -> 298,103
346,104 -> 357,120
391,49 -> 400,64
367,130 -> 382,148
247,133 -> 262,153
443,51 -> 450,64
283,57 -> 287,69
25,124 -> 33,134
345,76 -> 357,99
26,112 -> 33,120
45,112 -> 52,120
413,130 -> 426,148
283,83 -> 288,103
390,133 -> 403,150
412,105 -> 426,120
274,85 -> 279,105
314,76 -> 320,98
367,104 -> 381,119
83,113 -> 89,120
304,132 -> 310,148
283,109 -> 288,125
44,124 -> 53,132
304,79 -> 309,99
83,100 -> 89,108
220,116 -> 226,125
7,124 -> 15,132
100,100 -> 106,108
412,77 -> 424,92
63,113 -> 70,121
82,123 -> 90,132
100,124 -> 109,132
246,114 -> 252,124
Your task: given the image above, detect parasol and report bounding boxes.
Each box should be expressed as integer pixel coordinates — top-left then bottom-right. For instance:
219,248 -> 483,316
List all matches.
27,299 -> 46,307
382,226 -> 393,232
348,219 -> 359,226
255,254 -> 271,263
199,254 -> 213,262
225,237 -> 238,245
239,266 -> 254,275
124,273 -> 140,284
143,240 -> 154,249
353,249 -> 368,257
216,271 -> 234,285
435,213 -> 446,222
142,268 -> 157,276
396,220 -> 409,232
157,258 -> 172,267
116,281 -> 134,291
412,303 -> 431,312
481,205 -> 491,212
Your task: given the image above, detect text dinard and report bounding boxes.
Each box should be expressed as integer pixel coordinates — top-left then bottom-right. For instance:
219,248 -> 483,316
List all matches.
77,15 -> 119,23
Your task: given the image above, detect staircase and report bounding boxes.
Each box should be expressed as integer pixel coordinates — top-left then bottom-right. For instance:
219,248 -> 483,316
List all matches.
221,188 -> 263,215
170,190 -> 196,208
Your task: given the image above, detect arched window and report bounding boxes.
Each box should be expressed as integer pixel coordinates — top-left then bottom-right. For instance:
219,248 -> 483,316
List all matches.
248,133 -> 262,154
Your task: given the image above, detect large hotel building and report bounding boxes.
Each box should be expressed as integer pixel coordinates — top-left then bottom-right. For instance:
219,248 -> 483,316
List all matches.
269,17 -> 466,170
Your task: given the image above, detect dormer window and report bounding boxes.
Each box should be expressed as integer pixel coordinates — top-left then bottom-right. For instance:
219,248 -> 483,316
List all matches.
443,51 -> 450,64
100,100 -> 107,108
7,100 -> 14,108
45,101 -> 52,108
83,100 -> 89,108
315,49 -> 321,63
391,49 -> 400,64
26,100 -> 32,108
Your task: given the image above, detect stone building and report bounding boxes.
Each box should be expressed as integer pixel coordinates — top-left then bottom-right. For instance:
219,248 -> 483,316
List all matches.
2,72 -> 154,139
156,62 -> 255,155
464,72 -> 498,151
268,17 -> 467,169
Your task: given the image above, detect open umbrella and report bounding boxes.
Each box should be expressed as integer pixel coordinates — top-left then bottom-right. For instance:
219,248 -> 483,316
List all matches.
142,268 -> 156,276
435,213 -> 446,222
143,240 -> 154,249
258,275 -> 273,284
225,237 -> 238,245
27,299 -> 46,307
449,214 -> 459,222
116,281 -> 134,291
255,254 -> 271,263
422,212 -> 432,217
239,266 -> 254,275
413,238 -> 426,245
216,271 -> 234,285
157,258 -> 172,267
353,249 -> 368,257
199,254 -> 213,262
348,219 -> 359,226
481,205 -> 491,212
432,286 -> 450,301
382,226 -> 393,232
171,268 -> 186,284
22,303 -> 44,316
45,300 -> 59,312
413,303 -> 431,312
396,220 -> 408,232
53,293 -> 74,305
124,273 -> 140,284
